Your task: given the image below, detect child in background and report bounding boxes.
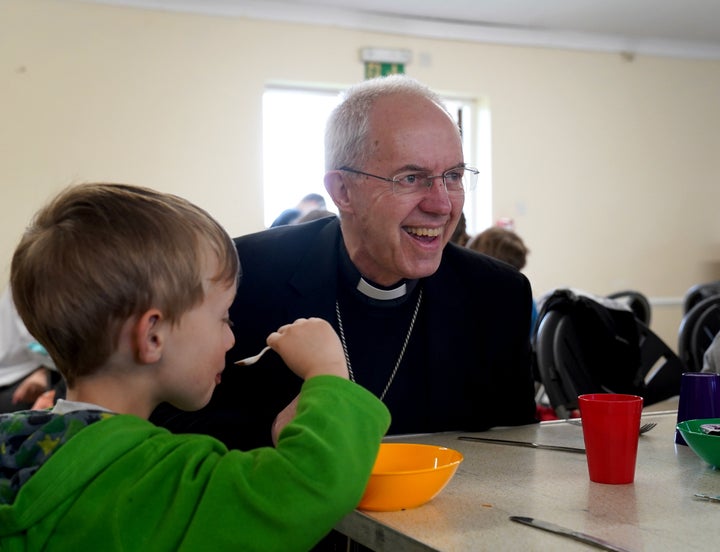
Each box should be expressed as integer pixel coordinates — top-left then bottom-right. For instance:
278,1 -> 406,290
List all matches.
467,226 -> 530,273
0,183 -> 389,551
0,287 -> 57,412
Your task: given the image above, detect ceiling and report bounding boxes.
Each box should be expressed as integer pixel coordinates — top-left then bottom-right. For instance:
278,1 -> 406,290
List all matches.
80,0 -> 720,60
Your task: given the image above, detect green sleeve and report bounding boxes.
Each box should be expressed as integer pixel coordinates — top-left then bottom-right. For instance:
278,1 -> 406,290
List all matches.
180,376 -> 390,551
3,377 -> 389,552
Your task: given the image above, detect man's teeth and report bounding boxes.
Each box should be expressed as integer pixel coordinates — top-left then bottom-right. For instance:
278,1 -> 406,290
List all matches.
406,227 -> 441,237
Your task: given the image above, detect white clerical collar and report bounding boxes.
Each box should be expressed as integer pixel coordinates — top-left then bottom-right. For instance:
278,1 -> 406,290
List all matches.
356,277 -> 408,301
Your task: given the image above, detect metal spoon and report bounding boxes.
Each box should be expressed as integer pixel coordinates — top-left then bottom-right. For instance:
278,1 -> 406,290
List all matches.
234,346 -> 271,366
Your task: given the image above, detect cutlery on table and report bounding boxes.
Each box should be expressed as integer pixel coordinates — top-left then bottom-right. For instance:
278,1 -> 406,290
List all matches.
457,435 -> 585,454
638,422 -> 657,434
234,346 -> 271,366
568,419 -> 658,434
510,516 -> 633,552
694,493 -> 720,502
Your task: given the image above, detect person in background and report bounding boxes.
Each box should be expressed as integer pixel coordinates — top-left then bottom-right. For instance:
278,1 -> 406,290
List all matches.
270,193 -> 326,227
0,287 -> 57,412
151,74 -> 537,452
450,211 -> 470,246
0,183 -> 389,550
467,225 -> 538,331
467,226 -> 529,271
293,209 -> 337,225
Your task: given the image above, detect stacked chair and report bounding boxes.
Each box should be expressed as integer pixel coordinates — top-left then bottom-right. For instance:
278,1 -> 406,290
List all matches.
682,280 -> 720,314
533,288 -> 684,419
678,281 -> 720,372
607,289 -> 652,326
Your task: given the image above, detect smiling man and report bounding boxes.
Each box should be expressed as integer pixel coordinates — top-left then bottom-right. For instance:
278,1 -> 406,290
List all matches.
151,75 -> 537,451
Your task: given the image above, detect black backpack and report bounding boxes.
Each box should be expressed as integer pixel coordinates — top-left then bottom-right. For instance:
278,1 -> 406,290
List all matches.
533,288 -> 683,418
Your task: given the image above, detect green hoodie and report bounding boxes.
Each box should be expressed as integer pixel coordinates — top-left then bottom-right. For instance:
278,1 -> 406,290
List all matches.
0,376 -> 390,551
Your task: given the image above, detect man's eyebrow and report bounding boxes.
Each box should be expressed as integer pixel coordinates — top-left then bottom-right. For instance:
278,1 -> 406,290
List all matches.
394,163 -> 466,173
393,164 -> 427,173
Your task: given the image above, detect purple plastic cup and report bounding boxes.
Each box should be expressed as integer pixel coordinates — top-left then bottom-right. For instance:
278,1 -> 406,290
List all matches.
675,372 -> 720,445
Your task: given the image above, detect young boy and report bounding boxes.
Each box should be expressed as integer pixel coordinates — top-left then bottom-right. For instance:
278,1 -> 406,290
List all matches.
0,183 -> 390,551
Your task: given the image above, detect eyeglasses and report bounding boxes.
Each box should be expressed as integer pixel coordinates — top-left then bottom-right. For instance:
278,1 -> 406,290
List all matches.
338,165 -> 479,196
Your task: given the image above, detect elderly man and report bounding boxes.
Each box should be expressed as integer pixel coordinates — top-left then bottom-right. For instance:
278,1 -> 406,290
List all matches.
152,75 -> 537,449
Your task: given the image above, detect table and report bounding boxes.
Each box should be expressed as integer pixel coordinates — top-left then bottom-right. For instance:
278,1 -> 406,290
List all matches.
335,409 -> 720,551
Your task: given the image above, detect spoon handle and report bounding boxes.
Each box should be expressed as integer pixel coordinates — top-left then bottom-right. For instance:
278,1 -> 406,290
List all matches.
234,346 -> 271,366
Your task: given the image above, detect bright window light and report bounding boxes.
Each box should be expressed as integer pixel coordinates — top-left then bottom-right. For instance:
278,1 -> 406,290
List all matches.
262,87 -> 341,227
262,86 -> 490,232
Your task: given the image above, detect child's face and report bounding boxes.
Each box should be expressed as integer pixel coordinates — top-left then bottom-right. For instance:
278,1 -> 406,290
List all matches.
158,268 -> 236,412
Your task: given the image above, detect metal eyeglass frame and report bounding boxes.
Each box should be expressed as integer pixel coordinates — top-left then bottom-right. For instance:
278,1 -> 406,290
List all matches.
338,165 -> 479,195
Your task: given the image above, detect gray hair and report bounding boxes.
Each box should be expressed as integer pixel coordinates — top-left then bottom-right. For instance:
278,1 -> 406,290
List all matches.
324,75 -> 451,171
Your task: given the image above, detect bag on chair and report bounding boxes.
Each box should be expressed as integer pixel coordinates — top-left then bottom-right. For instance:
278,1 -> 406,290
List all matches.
533,288 -> 654,417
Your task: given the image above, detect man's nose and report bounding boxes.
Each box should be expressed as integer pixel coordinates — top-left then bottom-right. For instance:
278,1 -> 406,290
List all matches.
419,177 -> 452,212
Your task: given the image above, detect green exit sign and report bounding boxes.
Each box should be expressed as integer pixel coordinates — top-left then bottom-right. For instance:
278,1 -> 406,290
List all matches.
365,62 -> 405,79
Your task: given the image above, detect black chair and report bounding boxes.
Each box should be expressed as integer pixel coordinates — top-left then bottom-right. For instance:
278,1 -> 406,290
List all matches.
635,322 -> 685,405
534,289 -> 684,418
678,295 -> 720,372
683,281 -> 720,314
534,310 -> 591,419
607,290 -> 652,326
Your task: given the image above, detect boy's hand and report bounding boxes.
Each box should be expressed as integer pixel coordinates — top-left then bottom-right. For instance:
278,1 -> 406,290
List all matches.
266,317 -> 348,381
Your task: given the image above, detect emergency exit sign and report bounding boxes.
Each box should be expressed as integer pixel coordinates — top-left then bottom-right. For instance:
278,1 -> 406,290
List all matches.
360,48 -> 411,79
364,62 -> 405,79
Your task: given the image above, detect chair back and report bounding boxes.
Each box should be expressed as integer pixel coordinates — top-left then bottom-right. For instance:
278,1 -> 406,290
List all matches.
534,289 -> 684,418
678,295 -> 720,372
607,290 -> 652,326
534,310 -> 594,419
683,281 -> 720,314
635,322 -> 685,405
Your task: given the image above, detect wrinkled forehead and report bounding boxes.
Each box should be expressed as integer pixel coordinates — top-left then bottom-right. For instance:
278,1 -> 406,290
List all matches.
367,94 -> 463,163
370,93 -> 456,127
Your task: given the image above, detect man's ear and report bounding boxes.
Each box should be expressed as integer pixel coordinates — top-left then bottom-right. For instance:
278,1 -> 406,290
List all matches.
134,309 -> 165,364
324,171 -> 353,214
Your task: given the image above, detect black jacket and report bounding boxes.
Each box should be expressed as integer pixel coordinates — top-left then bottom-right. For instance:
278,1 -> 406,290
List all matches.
151,217 -> 537,449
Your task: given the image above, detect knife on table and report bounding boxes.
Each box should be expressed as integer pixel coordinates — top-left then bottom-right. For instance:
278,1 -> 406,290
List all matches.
458,435 -> 585,454
510,516 -> 633,552
694,493 -> 720,502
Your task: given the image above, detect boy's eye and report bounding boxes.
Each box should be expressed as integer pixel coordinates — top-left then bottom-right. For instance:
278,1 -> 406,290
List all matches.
223,318 -> 234,328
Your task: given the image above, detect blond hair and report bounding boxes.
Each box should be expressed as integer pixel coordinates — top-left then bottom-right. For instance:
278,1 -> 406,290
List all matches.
11,183 -> 239,386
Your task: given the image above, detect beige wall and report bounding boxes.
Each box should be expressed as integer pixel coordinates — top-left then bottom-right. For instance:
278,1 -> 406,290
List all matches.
2,0 -> 720,349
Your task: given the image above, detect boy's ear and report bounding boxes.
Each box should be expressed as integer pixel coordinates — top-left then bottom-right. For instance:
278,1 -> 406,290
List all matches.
134,309 -> 165,364
324,171 -> 353,214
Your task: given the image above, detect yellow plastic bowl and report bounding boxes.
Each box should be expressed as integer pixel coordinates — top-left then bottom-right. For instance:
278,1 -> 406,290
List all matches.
358,443 -> 464,511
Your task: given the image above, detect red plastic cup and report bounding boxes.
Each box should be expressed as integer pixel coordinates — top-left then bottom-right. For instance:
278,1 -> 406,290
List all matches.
578,393 -> 644,484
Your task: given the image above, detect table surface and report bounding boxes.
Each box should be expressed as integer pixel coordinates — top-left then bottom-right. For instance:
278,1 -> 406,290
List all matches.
335,404 -> 720,551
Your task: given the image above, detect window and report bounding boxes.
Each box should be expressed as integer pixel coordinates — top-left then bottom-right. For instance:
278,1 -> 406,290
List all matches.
262,86 -> 490,232
443,97 -> 492,235
262,87 -> 341,227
